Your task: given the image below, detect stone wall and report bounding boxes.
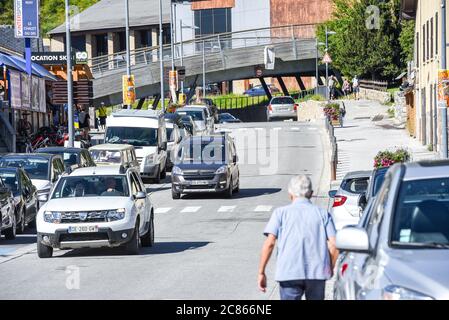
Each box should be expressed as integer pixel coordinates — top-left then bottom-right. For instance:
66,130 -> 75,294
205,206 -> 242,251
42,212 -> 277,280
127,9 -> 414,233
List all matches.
297,100 -> 327,121
359,88 -> 392,105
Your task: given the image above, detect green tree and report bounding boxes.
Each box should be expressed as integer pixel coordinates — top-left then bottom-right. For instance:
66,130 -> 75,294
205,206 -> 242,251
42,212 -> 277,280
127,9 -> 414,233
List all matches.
399,19 -> 415,65
0,0 -> 99,35
317,0 -> 409,80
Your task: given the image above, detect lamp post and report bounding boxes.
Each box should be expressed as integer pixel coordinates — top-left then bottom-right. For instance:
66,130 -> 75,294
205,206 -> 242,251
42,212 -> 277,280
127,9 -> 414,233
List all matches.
158,0 -> 165,112
325,26 -> 336,101
65,0 -> 74,147
316,39 -> 325,95
180,20 -> 199,97
440,0 -> 448,158
125,0 -> 131,109
202,40 -> 206,99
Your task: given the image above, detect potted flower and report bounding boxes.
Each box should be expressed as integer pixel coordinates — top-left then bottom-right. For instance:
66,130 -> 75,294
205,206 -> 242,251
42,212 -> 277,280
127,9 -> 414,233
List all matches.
373,148 -> 410,168
323,103 -> 341,126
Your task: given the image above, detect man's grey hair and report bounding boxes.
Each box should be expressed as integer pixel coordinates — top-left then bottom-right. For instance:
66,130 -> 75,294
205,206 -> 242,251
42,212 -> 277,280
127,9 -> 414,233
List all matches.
288,175 -> 313,199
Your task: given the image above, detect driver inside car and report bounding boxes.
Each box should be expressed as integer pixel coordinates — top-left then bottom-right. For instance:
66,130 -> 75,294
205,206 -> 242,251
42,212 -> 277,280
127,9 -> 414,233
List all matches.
101,177 -> 123,196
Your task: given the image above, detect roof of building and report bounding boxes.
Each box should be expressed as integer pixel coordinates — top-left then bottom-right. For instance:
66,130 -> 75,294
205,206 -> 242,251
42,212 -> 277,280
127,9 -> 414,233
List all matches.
0,52 -> 58,80
49,0 -> 172,35
0,25 -> 40,55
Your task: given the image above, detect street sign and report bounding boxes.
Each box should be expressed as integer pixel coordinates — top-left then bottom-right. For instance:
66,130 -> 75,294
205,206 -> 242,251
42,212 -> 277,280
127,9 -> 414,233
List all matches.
51,80 -> 93,105
255,66 -> 263,77
177,66 -> 186,81
30,51 -> 88,65
322,52 -> 332,64
122,75 -> 136,106
438,70 -> 449,107
14,0 -> 39,38
264,46 -> 275,70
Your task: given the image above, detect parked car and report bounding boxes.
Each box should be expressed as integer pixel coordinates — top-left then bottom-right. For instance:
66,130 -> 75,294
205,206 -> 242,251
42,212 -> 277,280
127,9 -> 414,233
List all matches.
0,167 -> 38,233
176,106 -> 214,135
0,177 -> 16,239
0,153 -> 66,208
329,170 -> 371,230
267,96 -> 299,121
89,144 -> 140,173
335,160 -> 449,300
35,147 -> 96,172
35,165 -> 155,258
105,109 -> 168,183
171,134 -> 240,199
244,84 -> 280,96
218,113 -> 242,124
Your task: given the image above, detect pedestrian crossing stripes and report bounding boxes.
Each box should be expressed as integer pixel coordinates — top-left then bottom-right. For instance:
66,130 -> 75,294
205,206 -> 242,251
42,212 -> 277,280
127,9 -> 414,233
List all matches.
154,207 -> 172,214
217,206 -> 236,212
254,205 -> 273,212
291,127 -> 300,131
181,206 -> 202,213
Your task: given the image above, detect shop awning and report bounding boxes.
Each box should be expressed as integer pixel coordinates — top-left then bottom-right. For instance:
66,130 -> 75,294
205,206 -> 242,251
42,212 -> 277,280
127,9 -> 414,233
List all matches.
0,52 -> 58,81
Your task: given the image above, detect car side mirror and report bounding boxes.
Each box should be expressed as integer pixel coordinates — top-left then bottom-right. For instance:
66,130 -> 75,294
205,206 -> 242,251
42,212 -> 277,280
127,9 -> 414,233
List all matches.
134,191 -> 146,200
37,193 -> 49,202
336,227 -> 370,253
328,190 -> 337,198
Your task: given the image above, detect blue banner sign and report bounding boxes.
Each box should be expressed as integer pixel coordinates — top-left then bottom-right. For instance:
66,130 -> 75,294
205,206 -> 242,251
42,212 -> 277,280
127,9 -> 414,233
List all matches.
14,0 -> 40,38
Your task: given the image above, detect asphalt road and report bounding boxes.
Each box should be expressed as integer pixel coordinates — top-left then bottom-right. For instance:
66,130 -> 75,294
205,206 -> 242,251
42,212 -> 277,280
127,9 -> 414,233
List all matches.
0,121 -> 330,299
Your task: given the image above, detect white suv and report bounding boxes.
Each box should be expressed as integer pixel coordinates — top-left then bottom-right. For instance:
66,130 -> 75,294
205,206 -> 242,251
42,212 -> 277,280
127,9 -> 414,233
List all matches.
36,165 -> 154,258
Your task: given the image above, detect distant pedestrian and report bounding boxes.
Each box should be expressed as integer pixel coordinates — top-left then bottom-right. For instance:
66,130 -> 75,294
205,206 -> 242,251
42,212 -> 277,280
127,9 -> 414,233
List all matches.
78,106 -> 91,136
328,76 -> 335,100
98,102 -> 107,130
258,175 -> 339,300
352,75 -> 360,100
342,79 -> 351,97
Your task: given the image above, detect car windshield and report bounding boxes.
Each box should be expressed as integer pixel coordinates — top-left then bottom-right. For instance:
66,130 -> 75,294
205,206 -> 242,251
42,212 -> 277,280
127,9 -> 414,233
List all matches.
0,157 -> 49,180
271,97 -> 294,104
42,151 -> 78,167
90,150 -> 122,164
341,177 -> 369,194
391,178 -> 449,247
0,171 -> 19,195
176,110 -> 204,121
52,175 -> 129,198
105,127 -> 158,147
219,113 -> 235,120
177,139 -> 226,164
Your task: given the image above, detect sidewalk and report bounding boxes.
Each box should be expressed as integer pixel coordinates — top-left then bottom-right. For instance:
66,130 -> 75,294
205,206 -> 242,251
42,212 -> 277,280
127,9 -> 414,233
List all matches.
332,99 -> 439,185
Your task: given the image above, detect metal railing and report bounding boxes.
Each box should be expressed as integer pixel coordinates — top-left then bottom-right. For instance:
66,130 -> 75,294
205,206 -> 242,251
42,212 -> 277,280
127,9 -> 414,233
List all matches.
89,24 -> 317,76
359,79 -> 389,92
0,111 -> 16,153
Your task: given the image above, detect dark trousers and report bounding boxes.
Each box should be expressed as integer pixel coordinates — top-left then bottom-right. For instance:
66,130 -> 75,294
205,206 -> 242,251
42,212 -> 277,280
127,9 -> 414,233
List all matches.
279,280 -> 326,300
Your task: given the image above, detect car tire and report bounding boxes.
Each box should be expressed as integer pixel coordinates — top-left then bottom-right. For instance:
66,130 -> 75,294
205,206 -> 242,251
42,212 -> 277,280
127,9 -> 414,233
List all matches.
153,167 -> 161,184
17,208 -> 26,234
4,213 -> 16,240
172,186 -> 181,200
37,238 -> 53,258
226,178 -> 233,198
124,222 -> 140,255
234,176 -> 240,193
140,214 -> 154,247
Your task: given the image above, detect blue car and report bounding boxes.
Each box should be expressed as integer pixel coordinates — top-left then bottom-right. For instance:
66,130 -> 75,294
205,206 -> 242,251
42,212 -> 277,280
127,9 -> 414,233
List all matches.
244,85 -> 280,96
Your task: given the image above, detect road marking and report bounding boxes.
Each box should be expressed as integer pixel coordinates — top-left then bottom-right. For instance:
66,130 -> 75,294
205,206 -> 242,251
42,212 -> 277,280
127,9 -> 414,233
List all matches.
238,128 -> 248,131
218,206 -> 236,213
308,127 -> 318,131
291,127 -> 300,131
155,207 -> 172,214
181,206 -> 202,213
254,205 -> 273,212
273,127 -> 281,130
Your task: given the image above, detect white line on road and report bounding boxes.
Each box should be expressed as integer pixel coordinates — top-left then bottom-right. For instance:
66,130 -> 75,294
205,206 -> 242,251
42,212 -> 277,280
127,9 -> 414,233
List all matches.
273,127 -> 282,130
154,207 -> 172,214
291,127 -> 300,131
217,206 -> 236,213
238,128 -> 248,131
308,127 -> 318,131
181,206 -> 202,213
255,128 -> 263,131
254,205 -> 273,212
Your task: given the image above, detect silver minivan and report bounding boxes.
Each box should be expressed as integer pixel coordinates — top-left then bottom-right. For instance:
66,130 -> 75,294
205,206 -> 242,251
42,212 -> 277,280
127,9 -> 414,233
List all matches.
335,160 -> 449,300
267,96 -> 298,121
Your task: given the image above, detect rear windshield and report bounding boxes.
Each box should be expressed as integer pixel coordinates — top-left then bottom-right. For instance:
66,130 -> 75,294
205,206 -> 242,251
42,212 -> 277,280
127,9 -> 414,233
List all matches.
176,110 -> 204,121
341,177 -> 369,194
271,97 -> 294,104
0,157 -> 49,180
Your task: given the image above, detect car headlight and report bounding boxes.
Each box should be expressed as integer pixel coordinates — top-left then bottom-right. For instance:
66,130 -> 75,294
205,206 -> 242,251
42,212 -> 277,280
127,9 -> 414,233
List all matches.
172,166 -> 183,175
107,208 -> 126,222
383,285 -> 434,300
44,211 -> 62,223
215,165 -> 227,174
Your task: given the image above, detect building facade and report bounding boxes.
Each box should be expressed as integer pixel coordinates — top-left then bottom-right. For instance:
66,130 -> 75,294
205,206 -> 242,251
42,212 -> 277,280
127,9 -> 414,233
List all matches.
403,0 -> 448,152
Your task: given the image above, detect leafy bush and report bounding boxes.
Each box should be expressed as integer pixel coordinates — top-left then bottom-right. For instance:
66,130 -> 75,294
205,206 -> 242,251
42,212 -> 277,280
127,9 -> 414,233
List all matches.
373,148 -> 410,168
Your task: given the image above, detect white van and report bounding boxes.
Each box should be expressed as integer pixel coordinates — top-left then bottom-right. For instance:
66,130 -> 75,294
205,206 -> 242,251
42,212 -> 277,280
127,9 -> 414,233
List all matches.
105,110 -> 167,183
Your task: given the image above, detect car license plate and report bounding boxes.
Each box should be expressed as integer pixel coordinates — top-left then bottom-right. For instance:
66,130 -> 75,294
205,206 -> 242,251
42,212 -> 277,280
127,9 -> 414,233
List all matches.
190,180 -> 209,185
68,225 -> 99,233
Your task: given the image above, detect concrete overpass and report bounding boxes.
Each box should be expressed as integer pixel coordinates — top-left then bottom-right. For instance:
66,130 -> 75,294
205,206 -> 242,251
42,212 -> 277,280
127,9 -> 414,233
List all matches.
90,25 -> 329,106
